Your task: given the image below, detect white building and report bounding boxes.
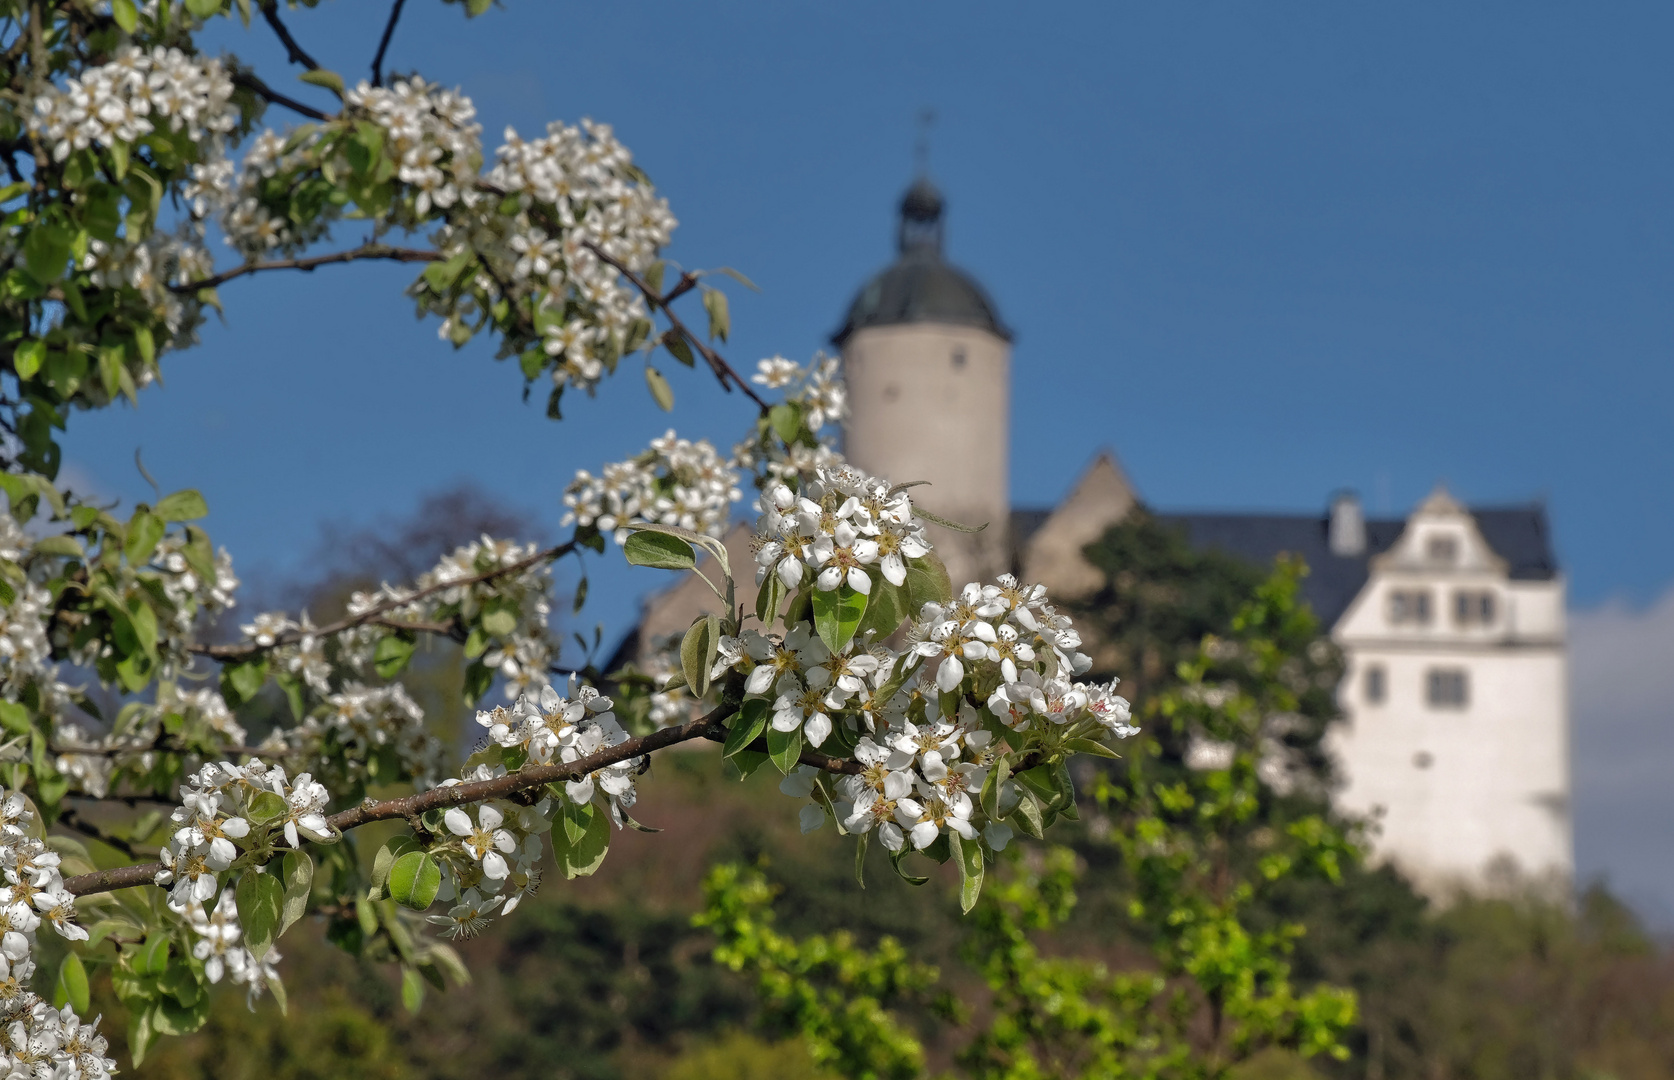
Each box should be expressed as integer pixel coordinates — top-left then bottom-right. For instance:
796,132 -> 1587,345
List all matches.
625,176 -> 1573,897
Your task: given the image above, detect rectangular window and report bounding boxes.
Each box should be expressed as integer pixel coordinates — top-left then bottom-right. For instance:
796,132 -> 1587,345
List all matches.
1364,664 -> 1386,704
1453,590 -> 1497,627
1426,668 -> 1469,709
1427,536 -> 1459,563
1389,589 -> 1433,625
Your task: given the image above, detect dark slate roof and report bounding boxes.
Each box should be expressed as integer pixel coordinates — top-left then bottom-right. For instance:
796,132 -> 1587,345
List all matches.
832,178 -> 1011,346
1010,504 -> 1557,628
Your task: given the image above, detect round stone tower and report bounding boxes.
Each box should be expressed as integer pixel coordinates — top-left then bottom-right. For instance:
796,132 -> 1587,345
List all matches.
833,178 -> 1012,590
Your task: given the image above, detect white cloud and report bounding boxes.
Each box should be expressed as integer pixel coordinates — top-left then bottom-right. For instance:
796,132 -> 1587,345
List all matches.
1569,586 -> 1674,928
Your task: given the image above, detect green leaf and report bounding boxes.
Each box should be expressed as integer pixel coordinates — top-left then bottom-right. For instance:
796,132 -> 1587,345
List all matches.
812,584 -> 868,654
1064,736 -> 1121,760
769,402 -> 803,444
111,0 -> 138,31
680,614 -> 719,698
952,831 -> 985,913
888,848 -> 930,886
246,789 -> 287,825
373,634 -> 416,679
184,0 -> 221,17
622,530 -> 695,570
854,830 -> 869,888
369,836 -> 421,900
387,851 -> 442,910
222,658 -> 268,706
754,570 -> 785,626
981,754 -> 1010,822
13,341 -> 44,380
140,934 -> 170,976
401,967 -> 425,1013
298,68 -> 347,98
31,535 -> 83,559
702,287 -> 730,342
766,724 -> 802,775
128,1008 -> 155,1066
645,365 -> 674,411
915,506 -> 989,533
124,508 -> 165,565
1012,793 -> 1045,839
153,489 -> 208,521
730,748 -> 769,780
553,800 -> 610,879
904,554 -> 953,613
24,224 -> 71,284
662,331 -> 695,367
480,605 -> 517,637
280,851 -> 313,937
723,699 -> 769,758
54,953 -> 89,1014
855,579 -> 906,642
236,870 -> 284,961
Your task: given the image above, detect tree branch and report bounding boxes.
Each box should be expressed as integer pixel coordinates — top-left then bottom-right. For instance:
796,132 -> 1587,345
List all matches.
170,243 -> 441,295
188,538 -> 575,662
369,0 -> 407,87
582,242 -> 769,410
260,0 -> 320,71
63,705 -> 863,897
233,71 -> 331,122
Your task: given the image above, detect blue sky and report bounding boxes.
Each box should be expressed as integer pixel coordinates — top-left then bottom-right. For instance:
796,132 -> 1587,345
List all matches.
52,4 -> 1674,914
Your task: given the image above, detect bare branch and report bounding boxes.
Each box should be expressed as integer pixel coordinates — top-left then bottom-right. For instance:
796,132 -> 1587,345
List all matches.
232,71 -> 331,122
260,0 -> 321,71
370,0 -> 408,87
62,705 -> 865,898
582,242 -> 770,410
188,538 -> 576,662
170,243 -> 440,295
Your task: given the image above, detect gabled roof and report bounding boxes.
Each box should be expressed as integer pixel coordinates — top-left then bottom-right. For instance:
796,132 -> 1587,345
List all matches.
1010,504 -> 1558,628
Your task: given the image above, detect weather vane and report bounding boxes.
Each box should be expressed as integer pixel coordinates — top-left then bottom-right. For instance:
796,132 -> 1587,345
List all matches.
915,107 -> 936,176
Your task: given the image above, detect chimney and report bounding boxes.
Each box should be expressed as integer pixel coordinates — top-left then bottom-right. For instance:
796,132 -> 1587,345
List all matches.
1329,490 -> 1365,557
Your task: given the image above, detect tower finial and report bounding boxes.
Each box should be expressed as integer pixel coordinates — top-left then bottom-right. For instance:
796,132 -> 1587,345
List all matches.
914,107 -> 936,176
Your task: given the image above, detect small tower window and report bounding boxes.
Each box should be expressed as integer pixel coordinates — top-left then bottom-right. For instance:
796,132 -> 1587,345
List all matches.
1388,589 -> 1433,625
1427,535 -> 1459,564
1426,668 -> 1469,709
1363,664 -> 1386,704
1453,590 -> 1496,626
951,347 -> 967,370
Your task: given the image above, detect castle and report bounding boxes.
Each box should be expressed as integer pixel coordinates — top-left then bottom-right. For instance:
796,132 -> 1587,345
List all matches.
631,177 -> 1573,898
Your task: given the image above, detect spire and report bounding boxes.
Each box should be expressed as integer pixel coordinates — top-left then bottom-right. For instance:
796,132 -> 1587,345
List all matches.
897,176 -> 944,254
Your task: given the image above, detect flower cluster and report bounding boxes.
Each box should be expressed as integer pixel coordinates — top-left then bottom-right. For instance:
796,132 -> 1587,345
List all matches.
752,467 -> 931,595
0,792 -> 116,1079
562,429 -> 742,544
216,128 -> 331,258
733,354 -> 846,487
54,681 -> 247,799
155,759 -> 334,910
474,680 -> 640,821
698,464 -> 1137,852
345,77 -> 483,220
28,46 -> 238,162
423,767 -> 551,938
427,117 -> 676,390
185,889 -> 281,1007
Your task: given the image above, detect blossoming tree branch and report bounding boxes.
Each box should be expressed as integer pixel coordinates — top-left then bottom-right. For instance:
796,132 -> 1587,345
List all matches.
0,1 -> 1142,1073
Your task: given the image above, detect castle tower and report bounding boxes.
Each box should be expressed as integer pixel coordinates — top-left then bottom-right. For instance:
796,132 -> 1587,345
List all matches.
833,178 -> 1013,589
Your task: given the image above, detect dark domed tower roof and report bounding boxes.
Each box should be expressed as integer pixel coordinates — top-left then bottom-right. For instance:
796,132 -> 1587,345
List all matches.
832,178 -> 1011,346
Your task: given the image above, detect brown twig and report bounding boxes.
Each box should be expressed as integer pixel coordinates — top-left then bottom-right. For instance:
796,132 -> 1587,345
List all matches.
232,71 -> 332,122
171,243 -> 440,295
369,0 -> 407,87
582,242 -> 769,410
260,0 -> 320,70
63,704 -> 862,897
188,539 -> 576,662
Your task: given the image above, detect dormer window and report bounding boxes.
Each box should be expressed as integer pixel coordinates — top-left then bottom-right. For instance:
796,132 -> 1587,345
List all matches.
1453,590 -> 1496,627
1389,589 -> 1433,625
1426,536 -> 1459,564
